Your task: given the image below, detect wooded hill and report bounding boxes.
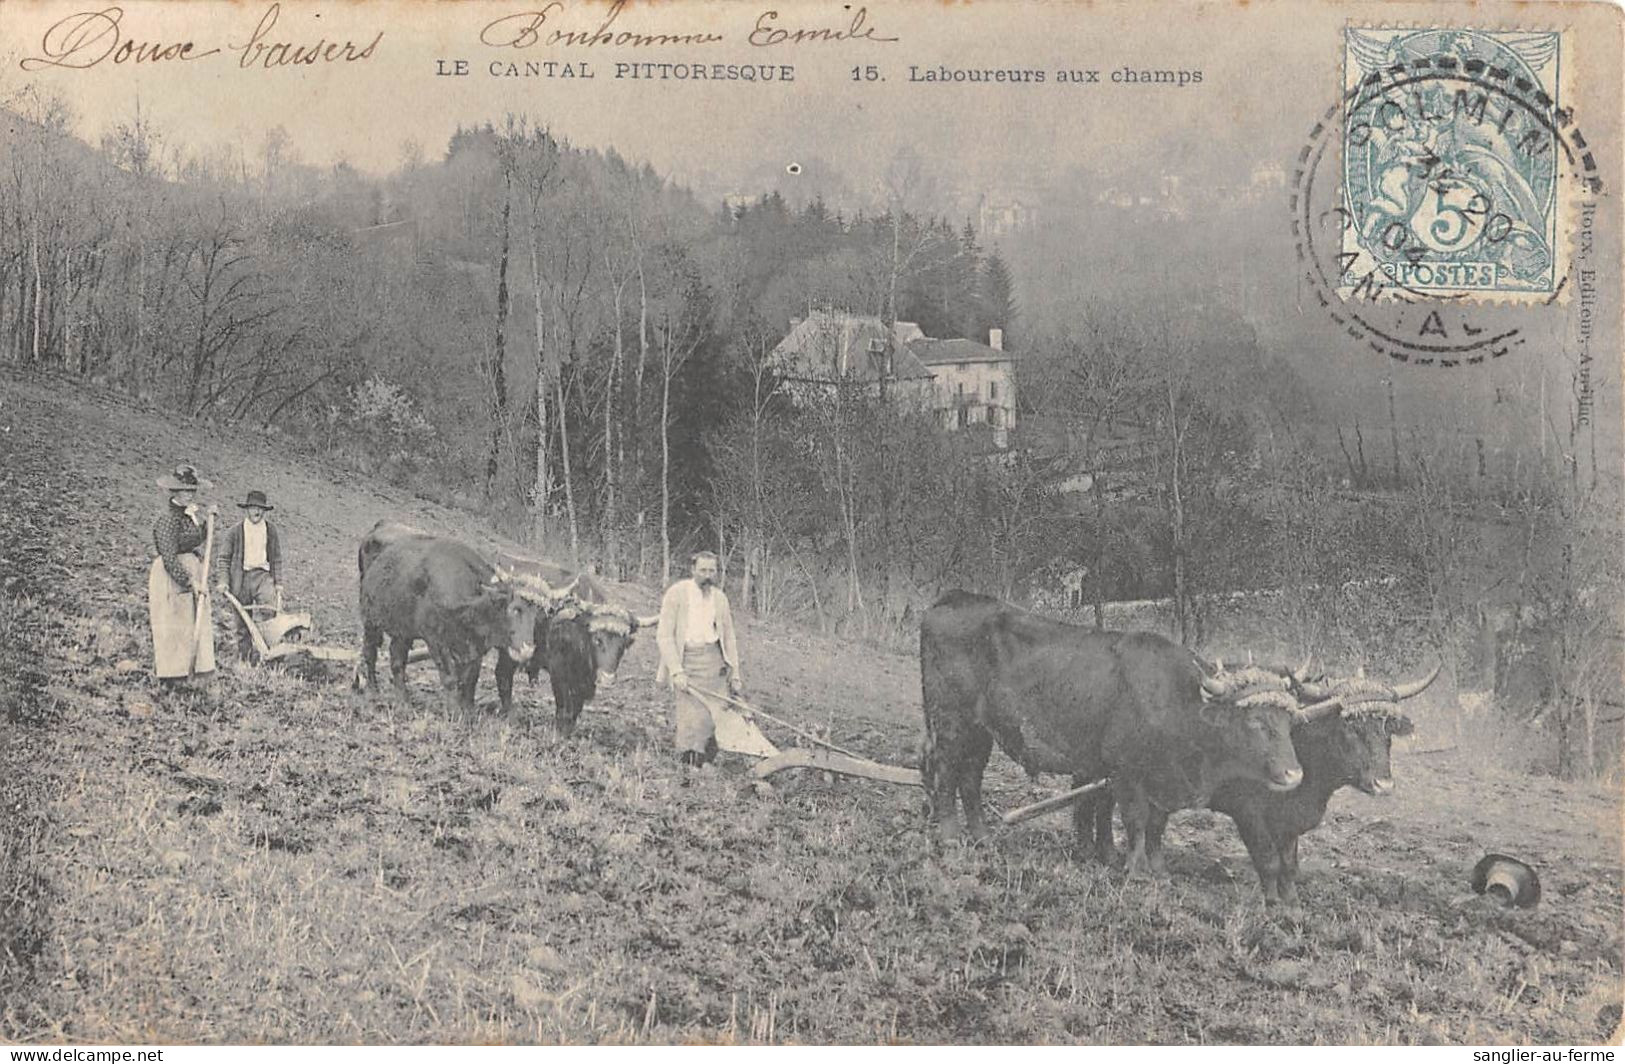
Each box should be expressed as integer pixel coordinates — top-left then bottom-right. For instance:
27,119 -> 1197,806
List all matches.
3,90 -> 1617,778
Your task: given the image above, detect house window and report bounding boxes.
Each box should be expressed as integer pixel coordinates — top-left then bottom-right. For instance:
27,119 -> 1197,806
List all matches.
956,381 -> 965,396
957,406 -> 969,429
989,381 -> 1000,400
989,407 -> 1003,428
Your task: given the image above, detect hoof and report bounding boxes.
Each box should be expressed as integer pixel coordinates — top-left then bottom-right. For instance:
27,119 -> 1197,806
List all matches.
1124,856 -> 1160,880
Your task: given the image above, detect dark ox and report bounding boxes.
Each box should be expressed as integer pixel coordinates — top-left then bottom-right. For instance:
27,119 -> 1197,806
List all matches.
1207,665 -> 1435,905
358,519 -> 438,576
490,551 -> 657,737
357,523 -> 656,734
920,590 -> 1304,875
356,535 -> 548,715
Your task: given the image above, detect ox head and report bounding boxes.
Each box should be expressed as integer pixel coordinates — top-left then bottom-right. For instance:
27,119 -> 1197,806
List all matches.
550,599 -> 661,690
1199,665 -> 1304,792
1293,660 -> 1436,795
476,566 -> 577,662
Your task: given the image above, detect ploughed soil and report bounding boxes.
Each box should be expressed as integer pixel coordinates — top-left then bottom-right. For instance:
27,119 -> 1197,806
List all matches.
0,365 -> 1620,1045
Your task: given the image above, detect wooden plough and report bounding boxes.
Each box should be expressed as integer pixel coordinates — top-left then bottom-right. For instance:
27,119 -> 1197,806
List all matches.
221,589 -> 359,667
689,685 -> 924,786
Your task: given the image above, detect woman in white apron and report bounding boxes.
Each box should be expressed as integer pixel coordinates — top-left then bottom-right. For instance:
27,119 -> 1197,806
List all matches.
148,465 -> 218,687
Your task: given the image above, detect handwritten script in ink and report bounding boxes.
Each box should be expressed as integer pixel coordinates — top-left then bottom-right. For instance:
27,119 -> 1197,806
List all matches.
20,4 -> 383,71
478,1 -> 898,50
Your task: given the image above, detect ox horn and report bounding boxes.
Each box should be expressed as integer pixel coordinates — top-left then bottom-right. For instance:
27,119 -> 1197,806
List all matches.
634,613 -> 660,629
1390,658 -> 1442,700
1298,695 -> 1344,722
1199,671 -> 1228,697
1292,652 -> 1314,685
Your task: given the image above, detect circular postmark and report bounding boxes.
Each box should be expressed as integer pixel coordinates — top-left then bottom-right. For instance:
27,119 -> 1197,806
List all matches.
1292,28 -> 1603,367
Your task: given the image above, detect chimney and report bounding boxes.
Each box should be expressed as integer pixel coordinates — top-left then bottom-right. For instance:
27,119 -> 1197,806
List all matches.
989,328 -> 1004,351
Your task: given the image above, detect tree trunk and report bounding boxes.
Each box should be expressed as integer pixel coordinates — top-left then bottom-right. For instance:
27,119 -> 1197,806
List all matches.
556,366 -> 578,561
660,349 -> 671,586
604,276 -> 625,575
634,256 -> 650,578
487,174 -> 512,499
750,362 -> 767,614
29,224 -> 44,364
833,388 -> 864,616
1091,459 -> 1107,630
1167,377 -> 1190,647
187,244 -> 214,414
528,219 -> 550,538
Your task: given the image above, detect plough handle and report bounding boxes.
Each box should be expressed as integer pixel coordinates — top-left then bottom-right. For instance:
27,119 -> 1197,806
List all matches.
220,588 -> 273,659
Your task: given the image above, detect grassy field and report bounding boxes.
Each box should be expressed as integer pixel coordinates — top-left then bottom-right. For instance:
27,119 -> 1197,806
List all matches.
0,366 -> 1619,1044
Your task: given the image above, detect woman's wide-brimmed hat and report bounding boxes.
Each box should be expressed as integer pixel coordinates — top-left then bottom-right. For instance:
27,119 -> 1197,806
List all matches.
156,464 -> 213,492
238,490 -> 274,511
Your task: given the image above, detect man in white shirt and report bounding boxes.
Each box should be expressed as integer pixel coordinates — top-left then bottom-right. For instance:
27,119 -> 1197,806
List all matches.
655,551 -> 743,766
217,490 -> 285,660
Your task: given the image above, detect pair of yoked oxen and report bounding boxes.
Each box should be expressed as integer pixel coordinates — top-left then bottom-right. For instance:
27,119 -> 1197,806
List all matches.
920,590 -> 1438,905
352,521 -> 656,737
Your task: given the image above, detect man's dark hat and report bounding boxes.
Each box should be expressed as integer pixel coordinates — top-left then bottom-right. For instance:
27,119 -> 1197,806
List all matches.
1471,853 -> 1541,908
238,490 -> 274,511
156,464 -> 213,492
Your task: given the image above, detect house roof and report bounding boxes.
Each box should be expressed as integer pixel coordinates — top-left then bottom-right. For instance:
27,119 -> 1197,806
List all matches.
907,337 -> 1016,366
771,313 -> 935,383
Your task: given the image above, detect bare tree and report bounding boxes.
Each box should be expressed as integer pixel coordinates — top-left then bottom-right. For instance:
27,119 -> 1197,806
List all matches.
649,244 -> 706,586
1024,309 -> 1146,627
177,201 -> 277,413
486,138 -> 515,499
508,118 -> 561,542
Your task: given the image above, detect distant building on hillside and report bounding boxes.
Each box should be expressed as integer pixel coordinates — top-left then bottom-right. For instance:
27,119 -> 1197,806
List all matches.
976,191 -> 1040,238
911,329 -> 1017,447
770,311 -> 1018,447
770,313 -> 936,405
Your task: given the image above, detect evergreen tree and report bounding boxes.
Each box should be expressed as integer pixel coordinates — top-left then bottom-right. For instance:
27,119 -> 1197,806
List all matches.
981,252 -> 1016,348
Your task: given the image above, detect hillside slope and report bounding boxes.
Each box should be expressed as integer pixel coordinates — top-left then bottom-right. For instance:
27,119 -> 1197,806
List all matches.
0,366 -> 1619,1044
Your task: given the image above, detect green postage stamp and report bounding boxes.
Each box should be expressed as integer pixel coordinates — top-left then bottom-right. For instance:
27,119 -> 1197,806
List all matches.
1340,28 -> 1565,300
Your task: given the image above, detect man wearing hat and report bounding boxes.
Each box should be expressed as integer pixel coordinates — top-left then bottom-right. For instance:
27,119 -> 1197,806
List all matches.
216,489 -> 286,660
